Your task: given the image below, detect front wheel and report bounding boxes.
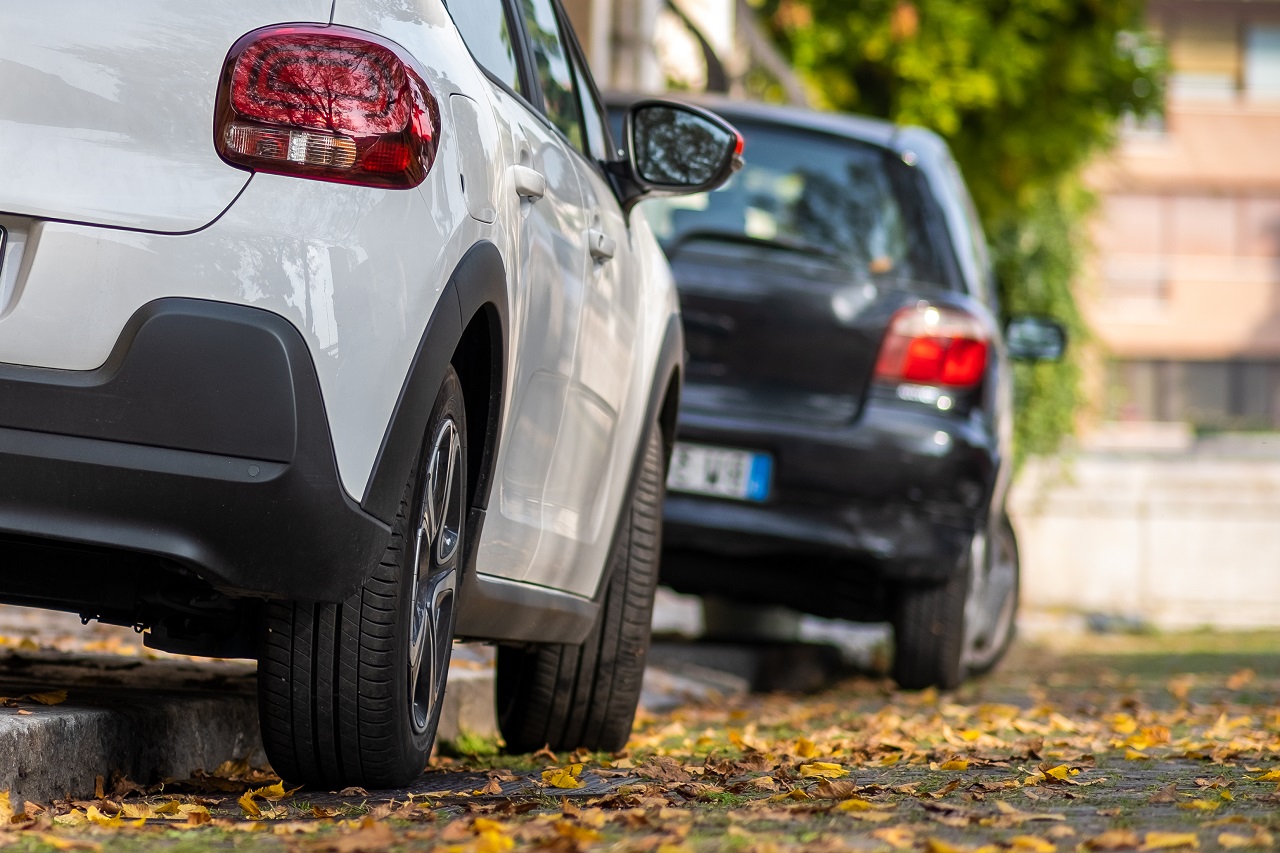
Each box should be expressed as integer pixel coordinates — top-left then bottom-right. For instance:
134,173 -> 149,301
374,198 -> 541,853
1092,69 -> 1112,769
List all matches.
495,422 -> 664,754
257,366 -> 467,788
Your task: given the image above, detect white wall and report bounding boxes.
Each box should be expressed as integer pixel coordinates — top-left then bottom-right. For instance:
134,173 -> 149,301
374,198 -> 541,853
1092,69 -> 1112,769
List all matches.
1011,451 -> 1280,629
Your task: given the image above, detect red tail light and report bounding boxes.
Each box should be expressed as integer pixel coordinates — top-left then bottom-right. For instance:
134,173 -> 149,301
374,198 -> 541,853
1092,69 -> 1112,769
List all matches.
875,304 -> 990,388
215,25 -> 440,188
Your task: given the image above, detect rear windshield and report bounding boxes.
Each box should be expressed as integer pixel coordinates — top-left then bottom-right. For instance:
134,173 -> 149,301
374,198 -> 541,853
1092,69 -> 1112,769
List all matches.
639,120 -> 948,287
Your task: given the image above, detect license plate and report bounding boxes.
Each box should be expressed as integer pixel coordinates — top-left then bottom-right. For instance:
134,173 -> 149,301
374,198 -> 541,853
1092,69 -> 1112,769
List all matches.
667,442 -> 772,502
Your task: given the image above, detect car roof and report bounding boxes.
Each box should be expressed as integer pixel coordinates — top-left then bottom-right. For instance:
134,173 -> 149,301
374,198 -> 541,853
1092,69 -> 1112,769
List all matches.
603,92 -> 950,165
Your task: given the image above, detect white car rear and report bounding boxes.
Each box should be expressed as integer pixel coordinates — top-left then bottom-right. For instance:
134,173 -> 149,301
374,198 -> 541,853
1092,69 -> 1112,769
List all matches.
0,0 -> 741,786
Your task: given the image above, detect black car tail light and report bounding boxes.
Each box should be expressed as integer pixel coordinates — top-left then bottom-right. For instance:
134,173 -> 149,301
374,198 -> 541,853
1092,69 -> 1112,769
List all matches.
215,25 -> 440,189
874,304 -> 989,388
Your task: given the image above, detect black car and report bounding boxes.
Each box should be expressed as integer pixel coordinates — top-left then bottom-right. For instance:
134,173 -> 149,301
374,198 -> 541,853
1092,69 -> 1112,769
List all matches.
609,96 -> 1064,689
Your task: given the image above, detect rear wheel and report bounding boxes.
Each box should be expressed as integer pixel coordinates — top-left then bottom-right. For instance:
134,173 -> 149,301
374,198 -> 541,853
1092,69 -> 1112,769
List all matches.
257,366 -> 467,788
495,423 -> 664,754
891,513 -> 1020,690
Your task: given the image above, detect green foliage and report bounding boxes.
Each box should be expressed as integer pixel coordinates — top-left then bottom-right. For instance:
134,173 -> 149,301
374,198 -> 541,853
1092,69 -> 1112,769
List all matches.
750,0 -> 1165,460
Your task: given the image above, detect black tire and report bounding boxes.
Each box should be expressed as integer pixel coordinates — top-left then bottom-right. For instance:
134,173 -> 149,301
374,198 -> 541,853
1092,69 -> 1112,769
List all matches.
891,513 -> 1021,690
258,366 -> 467,789
891,561 -> 968,691
495,422 -> 664,754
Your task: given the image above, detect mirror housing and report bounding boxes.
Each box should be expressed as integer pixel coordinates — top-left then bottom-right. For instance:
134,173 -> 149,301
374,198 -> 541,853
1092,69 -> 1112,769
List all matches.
1005,316 -> 1067,362
610,99 -> 742,213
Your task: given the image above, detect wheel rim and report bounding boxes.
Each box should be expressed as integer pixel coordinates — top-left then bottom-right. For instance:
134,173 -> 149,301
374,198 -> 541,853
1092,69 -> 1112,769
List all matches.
962,525 -> 1018,671
408,417 -> 463,735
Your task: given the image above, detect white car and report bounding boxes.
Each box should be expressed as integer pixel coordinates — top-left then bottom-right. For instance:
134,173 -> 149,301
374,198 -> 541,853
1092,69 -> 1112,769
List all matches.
0,0 -> 739,787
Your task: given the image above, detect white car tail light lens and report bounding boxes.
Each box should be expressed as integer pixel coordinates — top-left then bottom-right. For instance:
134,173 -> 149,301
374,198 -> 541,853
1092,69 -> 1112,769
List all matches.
874,304 -> 990,388
215,26 -> 440,188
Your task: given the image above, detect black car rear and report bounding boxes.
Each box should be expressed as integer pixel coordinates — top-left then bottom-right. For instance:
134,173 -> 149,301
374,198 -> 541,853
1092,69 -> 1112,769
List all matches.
610,96 -> 1065,690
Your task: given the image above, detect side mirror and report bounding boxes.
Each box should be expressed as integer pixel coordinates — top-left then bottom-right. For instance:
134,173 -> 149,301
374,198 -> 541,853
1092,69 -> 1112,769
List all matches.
1005,316 -> 1066,362
614,99 -> 741,211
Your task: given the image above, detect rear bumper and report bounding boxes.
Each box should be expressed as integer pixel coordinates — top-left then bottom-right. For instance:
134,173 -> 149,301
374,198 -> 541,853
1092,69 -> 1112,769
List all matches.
0,298 -> 390,604
662,396 -> 999,591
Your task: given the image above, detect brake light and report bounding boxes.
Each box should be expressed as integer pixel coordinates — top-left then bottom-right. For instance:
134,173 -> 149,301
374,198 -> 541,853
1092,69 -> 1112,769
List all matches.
874,304 -> 989,388
215,25 -> 440,188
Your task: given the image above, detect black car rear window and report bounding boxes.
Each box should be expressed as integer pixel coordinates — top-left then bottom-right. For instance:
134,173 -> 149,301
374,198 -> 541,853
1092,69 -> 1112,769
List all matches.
640,120 -> 948,288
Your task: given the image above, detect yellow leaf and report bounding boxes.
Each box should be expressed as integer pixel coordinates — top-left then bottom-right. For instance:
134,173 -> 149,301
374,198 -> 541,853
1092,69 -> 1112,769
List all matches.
238,791 -> 262,818
1011,835 -> 1057,853
0,791 -> 11,823
768,788 -> 812,802
940,759 -> 970,771
1247,769 -> 1280,782
251,780 -> 301,801
1125,750 -> 1151,761
183,806 -> 212,826
959,730 -> 983,742
473,818 -> 510,834
1140,832 -> 1199,850
926,837 -> 967,853
795,737 -> 819,759
54,810 -> 88,827
32,834 -> 101,852
1110,714 -> 1138,735
1177,800 -> 1220,812
872,827 -> 916,850
28,690 -> 68,705
836,797 -> 876,811
541,767 -> 584,790
86,805 -> 144,828
1218,835 -> 1253,849
1219,790 -> 1235,802
880,753 -> 902,766
1086,830 -> 1141,850
1045,765 -> 1072,781
799,762 -> 848,779
476,829 -> 516,853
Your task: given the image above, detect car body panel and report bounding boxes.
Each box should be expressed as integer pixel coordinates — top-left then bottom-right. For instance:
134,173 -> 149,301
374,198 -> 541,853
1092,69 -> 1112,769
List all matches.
0,0 -> 330,233
0,0 -> 685,623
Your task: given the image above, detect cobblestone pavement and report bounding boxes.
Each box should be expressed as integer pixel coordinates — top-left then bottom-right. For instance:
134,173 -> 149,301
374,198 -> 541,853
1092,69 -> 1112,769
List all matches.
0,602 -> 1276,852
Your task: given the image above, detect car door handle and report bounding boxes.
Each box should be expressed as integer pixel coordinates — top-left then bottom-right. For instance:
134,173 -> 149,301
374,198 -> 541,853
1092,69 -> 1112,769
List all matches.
588,229 -> 616,261
511,165 -> 546,201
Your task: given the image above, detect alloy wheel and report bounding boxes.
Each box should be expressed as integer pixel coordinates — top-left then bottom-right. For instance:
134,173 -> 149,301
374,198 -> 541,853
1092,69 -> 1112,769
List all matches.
408,417 -> 464,734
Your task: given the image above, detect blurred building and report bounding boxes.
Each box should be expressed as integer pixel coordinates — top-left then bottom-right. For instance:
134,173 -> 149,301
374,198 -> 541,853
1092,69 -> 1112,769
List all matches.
1089,0 -> 1280,433
564,0 -> 807,103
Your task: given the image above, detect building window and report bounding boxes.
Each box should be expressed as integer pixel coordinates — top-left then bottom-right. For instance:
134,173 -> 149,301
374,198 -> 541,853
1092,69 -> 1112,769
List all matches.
1109,359 -> 1280,430
1245,25 -> 1280,98
1168,19 -> 1240,100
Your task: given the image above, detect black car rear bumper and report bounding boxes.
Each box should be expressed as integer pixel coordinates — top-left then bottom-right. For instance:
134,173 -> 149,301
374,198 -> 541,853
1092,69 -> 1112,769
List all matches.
0,298 -> 391,606
661,396 -> 998,600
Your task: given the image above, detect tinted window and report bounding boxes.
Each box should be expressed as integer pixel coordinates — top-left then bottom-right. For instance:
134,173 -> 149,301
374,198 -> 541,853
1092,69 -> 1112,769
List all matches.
444,0 -> 523,94
641,122 -> 946,287
519,0 -> 584,151
569,48 -> 611,161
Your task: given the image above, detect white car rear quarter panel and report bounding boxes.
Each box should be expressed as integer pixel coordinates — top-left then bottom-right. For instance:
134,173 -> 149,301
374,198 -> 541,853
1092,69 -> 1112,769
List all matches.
0,0 -> 330,232
0,8 -> 489,503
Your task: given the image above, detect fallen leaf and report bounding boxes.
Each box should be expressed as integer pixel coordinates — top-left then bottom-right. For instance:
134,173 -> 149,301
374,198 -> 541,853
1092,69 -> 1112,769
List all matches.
1140,832 -> 1199,851
1148,783 -> 1178,804
1087,830 -> 1141,850
799,762 -> 848,779
542,765 -> 585,790
940,759 -> 970,771
27,690 -> 68,705
872,827 -> 916,849
1010,835 -> 1056,853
